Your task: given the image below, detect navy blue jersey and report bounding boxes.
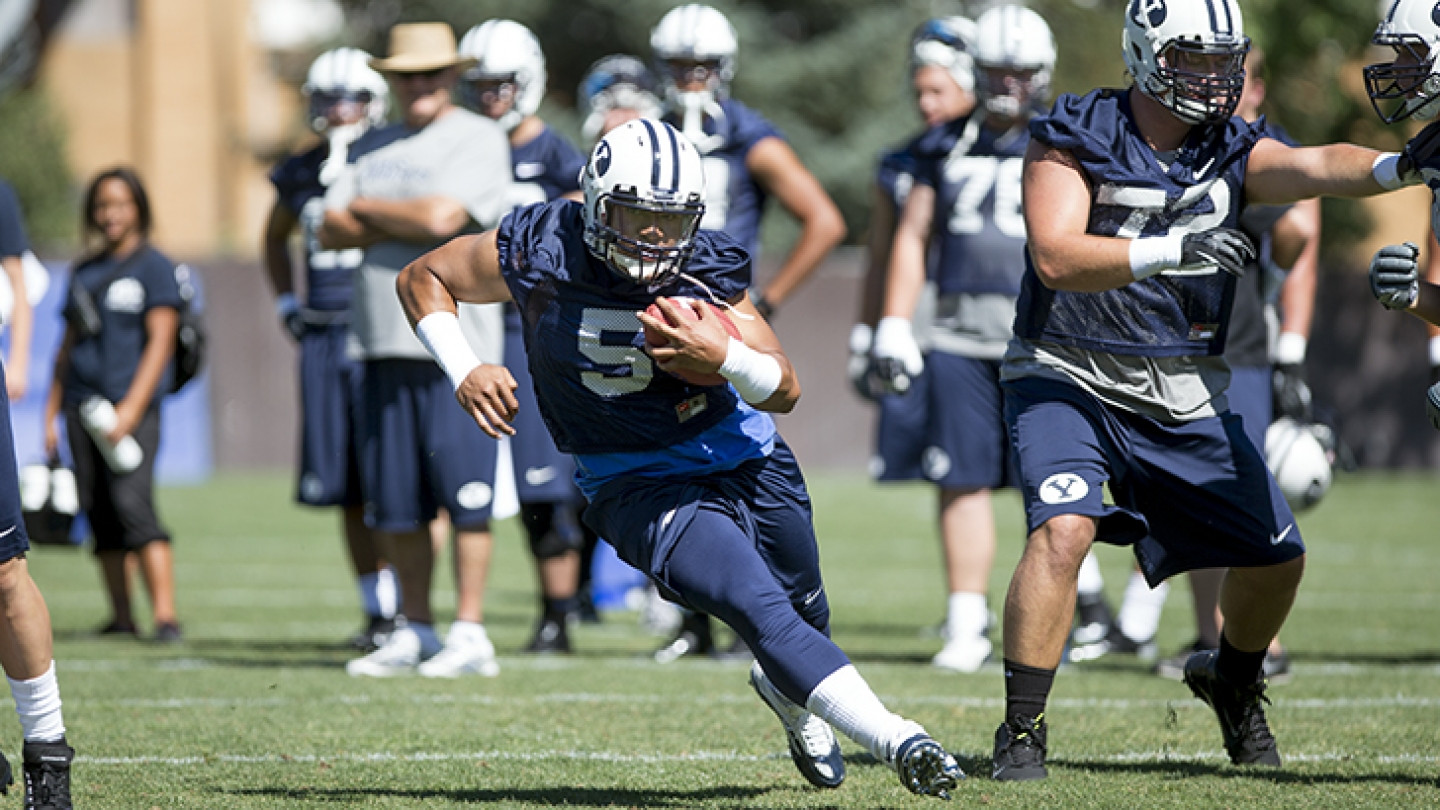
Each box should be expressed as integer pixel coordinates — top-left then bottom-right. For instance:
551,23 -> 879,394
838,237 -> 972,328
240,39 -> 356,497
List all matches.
876,140 -> 921,215
496,199 -> 756,456
269,144 -> 360,312
916,115 -> 1030,296
511,125 -> 586,204
63,245 -> 183,405
663,99 -> 782,257
0,180 -> 28,259
1015,89 -> 1264,357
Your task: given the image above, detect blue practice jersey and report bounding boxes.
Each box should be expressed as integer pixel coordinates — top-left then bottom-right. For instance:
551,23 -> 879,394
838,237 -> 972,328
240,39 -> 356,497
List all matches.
876,140 -> 921,217
664,98 -> 782,257
1014,89 -> 1264,357
269,144 -> 362,312
496,200 -> 776,481
0,180 -> 29,260
916,115 -> 1030,296
511,125 -> 586,204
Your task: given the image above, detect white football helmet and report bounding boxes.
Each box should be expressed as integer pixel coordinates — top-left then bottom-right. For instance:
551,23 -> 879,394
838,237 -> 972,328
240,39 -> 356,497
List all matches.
973,5 -> 1056,119
1265,417 -> 1334,512
457,19 -> 547,133
1366,0 -> 1440,123
582,118 -> 707,286
1122,0 -> 1250,125
910,16 -> 978,94
578,54 -> 663,142
303,47 -> 388,131
651,3 -> 737,139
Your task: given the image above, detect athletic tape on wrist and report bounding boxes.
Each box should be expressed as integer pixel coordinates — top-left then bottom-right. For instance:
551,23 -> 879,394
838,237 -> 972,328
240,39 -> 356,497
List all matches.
1128,235 -> 1184,280
1274,332 -> 1307,366
416,311 -> 483,391
1373,152 -> 1407,191
719,338 -> 782,404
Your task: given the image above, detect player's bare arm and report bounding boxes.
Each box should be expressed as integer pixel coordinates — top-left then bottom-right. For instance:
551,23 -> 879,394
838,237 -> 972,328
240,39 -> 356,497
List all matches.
1245,138 -> 1398,204
317,207 -> 379,250
746,136 -> 846,310
881,181 -> 936,320
636,293 -> 801,413
1022,140 -> 1134,292
398,230 -> 518,438
1,254 -> 31,400
350,194 -> 473,242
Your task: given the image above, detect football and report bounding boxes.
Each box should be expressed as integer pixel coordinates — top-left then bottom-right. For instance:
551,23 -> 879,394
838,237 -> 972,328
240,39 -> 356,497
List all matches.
642,297 -> 742,387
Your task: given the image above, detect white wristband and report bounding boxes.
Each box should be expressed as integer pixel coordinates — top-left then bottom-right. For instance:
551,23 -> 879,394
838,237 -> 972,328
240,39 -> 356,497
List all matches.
1373,152 -> 1407,191
1274,331 -> 1307,365
719,338 -> 783,404
1128,234 -> 1185,280
416,311 -> 483,391
848,323 -> 873,354
1429,335 -> 1440,367
275,292 -> 299,318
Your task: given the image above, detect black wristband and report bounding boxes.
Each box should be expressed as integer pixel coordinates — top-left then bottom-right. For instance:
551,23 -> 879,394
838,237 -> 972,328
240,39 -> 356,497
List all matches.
749,289 -> 774,318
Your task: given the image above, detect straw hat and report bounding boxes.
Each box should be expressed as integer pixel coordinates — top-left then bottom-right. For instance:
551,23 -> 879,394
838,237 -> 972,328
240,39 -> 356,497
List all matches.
369,23 -> 477,73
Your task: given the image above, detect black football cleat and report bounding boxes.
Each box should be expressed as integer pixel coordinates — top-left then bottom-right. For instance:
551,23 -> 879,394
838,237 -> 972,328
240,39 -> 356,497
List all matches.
653,613 -> 714,663
522,617 -> 573,654
992,713 -> 1048,781
22,738 -> 73,810
1183,649 -> 1281,766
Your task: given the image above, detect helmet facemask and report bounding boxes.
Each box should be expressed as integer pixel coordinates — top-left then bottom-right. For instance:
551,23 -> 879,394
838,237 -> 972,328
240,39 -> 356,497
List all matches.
978,65 -> 1049,120
1365,34 -> 1440,123
589,188 -> 704,287
1147,37 -> 1250,125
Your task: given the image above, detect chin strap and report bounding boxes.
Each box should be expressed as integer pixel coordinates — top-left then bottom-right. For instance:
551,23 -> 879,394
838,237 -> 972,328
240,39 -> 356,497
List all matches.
319,123 -> 368,187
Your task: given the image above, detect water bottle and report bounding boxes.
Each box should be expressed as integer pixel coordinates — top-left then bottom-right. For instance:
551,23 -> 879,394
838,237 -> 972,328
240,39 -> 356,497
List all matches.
79,397 -> 143,474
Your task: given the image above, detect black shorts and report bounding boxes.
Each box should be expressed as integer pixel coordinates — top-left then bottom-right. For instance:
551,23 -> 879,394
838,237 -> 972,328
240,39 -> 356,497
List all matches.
65,403 -> 170,553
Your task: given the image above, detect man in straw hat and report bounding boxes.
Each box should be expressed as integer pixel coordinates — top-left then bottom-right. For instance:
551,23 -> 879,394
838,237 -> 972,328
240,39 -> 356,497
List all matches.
320,22 -> 517,679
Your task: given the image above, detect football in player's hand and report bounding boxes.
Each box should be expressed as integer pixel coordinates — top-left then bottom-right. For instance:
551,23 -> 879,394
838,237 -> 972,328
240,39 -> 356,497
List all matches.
643,297 -> 741,386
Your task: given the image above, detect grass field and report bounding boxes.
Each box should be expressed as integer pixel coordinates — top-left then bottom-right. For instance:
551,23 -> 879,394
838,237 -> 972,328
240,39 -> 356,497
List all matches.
20,470 -> 1440,808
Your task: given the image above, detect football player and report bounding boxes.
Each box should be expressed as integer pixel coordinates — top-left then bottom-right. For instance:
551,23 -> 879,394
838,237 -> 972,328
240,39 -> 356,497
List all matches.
398,117 -> 964,800
262,47 -> 399,653
995,0 -> 1440,780
0,176 -> 73,808
578,54 -> 662,142
870,7 -> 1050,675
457,19 -> 593,654
649,2 -> 846,661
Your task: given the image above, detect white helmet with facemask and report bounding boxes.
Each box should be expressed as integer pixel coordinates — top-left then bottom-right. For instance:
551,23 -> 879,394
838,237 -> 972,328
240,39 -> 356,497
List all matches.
910,16 -> 977,94
1365,0 -> 1440,124
303,47 -> 388,185
457,19 -> 547,133
973,5 -> 1055,120
650,4 -> 737,147
1121,0 -> 1250,125
582,119 -> 707,287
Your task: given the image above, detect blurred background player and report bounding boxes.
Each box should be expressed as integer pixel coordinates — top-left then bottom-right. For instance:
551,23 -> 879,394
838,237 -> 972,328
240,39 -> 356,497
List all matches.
398,117 -> 964,800
1069,47 -> 1321,683
45,167 -> 183,645
456,19 -> 592,653
319,22 -> 515,678
0,174 -> 73,810
649,2 -> 847,662
578,54 -> 662,143
872,6 -> 1054,673
261,47 -> 400,653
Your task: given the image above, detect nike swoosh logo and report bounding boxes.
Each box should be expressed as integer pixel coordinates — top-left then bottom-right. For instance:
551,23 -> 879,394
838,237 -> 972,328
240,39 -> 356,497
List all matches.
0,526 -> 14,539
1270,524 -> 1294,545
524,466 -> 558,486
804,587 -> 824,607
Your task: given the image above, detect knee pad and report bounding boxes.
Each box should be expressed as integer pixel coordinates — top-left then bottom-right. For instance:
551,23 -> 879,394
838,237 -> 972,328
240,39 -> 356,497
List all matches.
523,502 -> 583,560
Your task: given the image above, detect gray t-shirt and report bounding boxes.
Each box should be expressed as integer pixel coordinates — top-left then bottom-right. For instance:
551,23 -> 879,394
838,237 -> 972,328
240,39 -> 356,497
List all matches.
328,108 -> 513,361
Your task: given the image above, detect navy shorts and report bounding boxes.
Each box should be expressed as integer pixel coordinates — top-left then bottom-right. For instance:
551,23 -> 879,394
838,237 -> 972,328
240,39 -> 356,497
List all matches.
64,404 -> 169,553
503,315 -> 578,504
296,324 -> 363,507
1003,374 -> 1304,586
1227,364 -> 1272,452
875,352 -> 1016,490
359,359 -> 500,532
582,438 -> 827,624
0,366 -> 31,563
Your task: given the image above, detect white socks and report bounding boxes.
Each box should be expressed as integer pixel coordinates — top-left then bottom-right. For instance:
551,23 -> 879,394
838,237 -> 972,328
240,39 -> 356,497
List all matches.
1117,571 -> 1170,642
358,566 -> 399,619
445,620 -> 489,648
1076,552 -> 1105,597
9,662 -> 65,743
945,592 -> 989,640
805,665 -> 925,765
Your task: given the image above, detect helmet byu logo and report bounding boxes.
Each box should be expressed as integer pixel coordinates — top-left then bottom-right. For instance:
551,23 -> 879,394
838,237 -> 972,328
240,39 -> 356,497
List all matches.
1432,1 -> 1440,26
1130,0 -> 1168,27
1039,473 -> 1089,505
594,141 -> 612,176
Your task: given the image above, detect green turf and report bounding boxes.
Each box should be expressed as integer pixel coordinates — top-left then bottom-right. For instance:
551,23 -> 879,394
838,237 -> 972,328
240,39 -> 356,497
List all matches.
20,470 -> 1440,807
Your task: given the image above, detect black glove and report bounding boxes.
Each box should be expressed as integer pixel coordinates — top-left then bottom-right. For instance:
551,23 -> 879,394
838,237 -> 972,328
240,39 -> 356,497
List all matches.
1430,363 -> 1439,387
282,310 -> 307,342
1180,228 -> 1255,278
1271,362 -> 1313,422
1427,382 -> 1440,431
1368,242 -> 1420,311
1397,120 -> 1440,183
